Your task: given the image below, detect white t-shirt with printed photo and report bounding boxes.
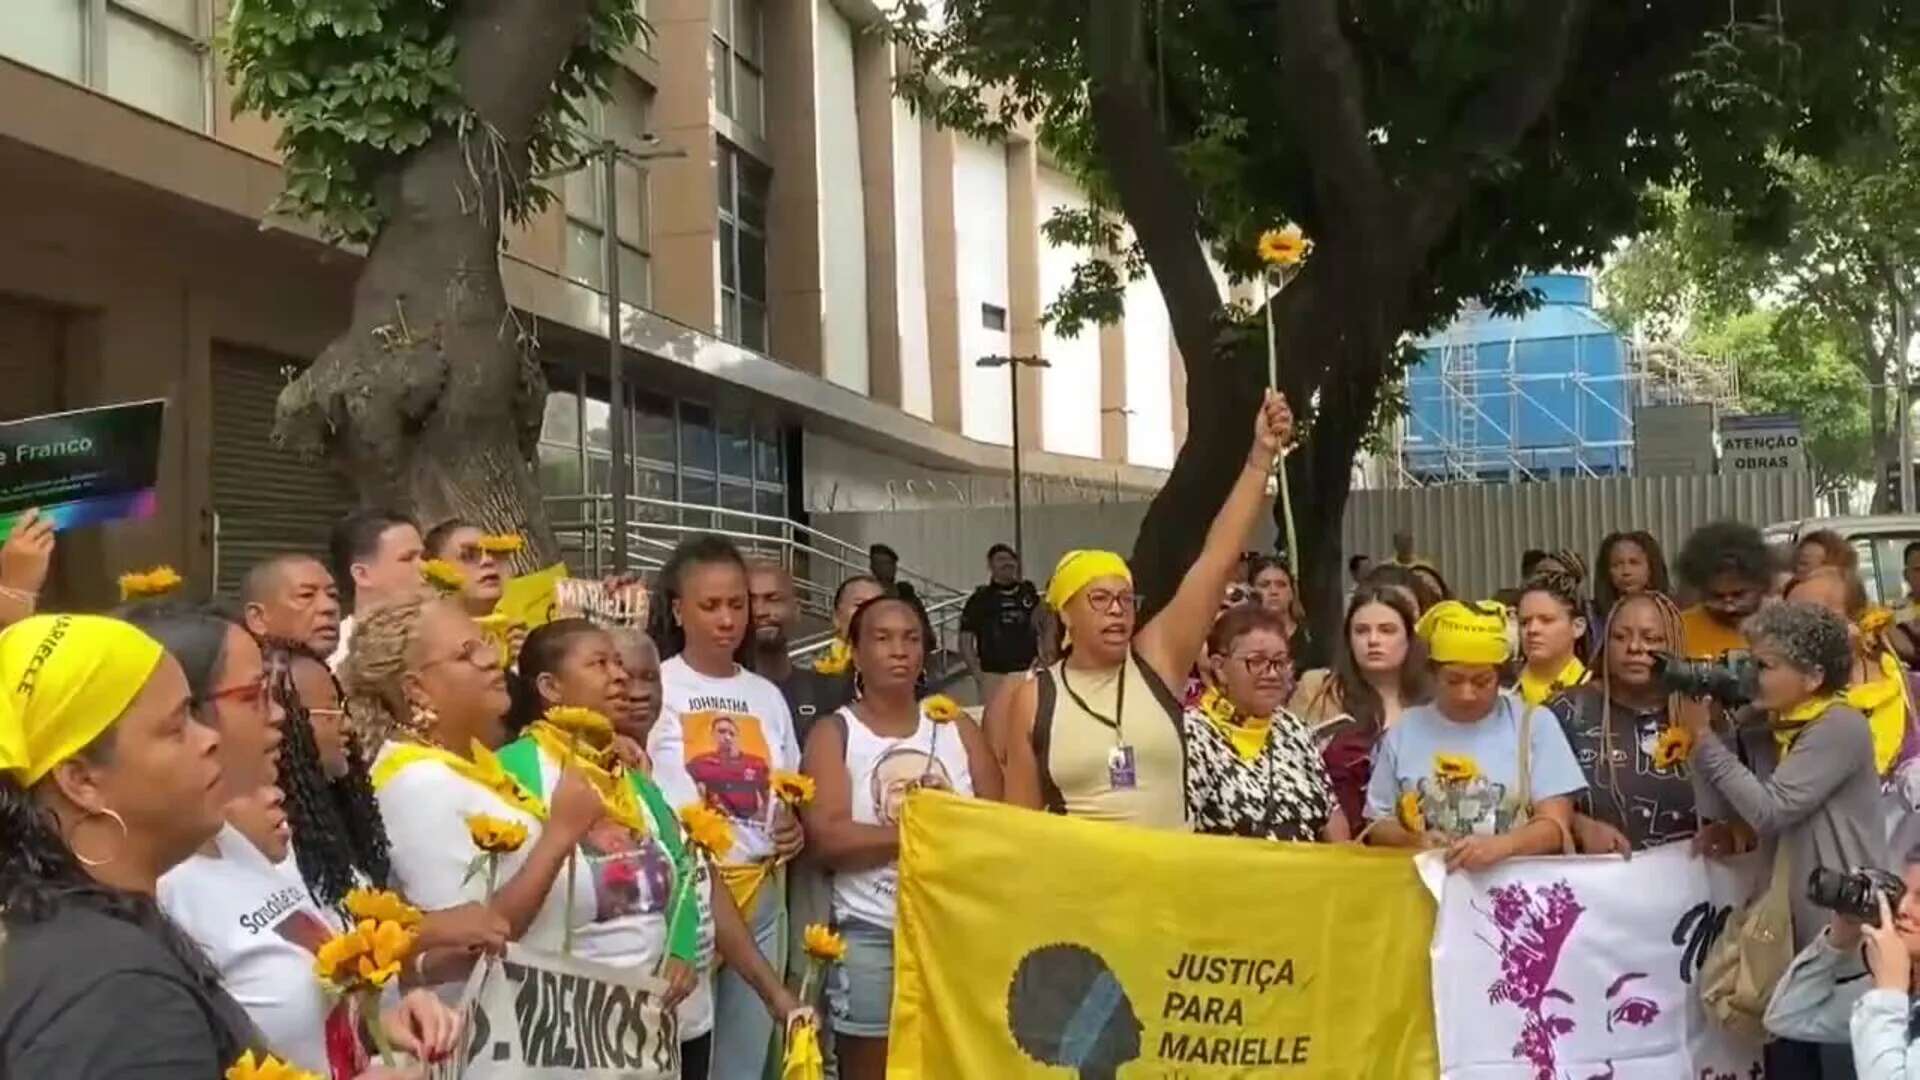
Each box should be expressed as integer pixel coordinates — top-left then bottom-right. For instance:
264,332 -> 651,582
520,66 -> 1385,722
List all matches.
648,656 -> 801,865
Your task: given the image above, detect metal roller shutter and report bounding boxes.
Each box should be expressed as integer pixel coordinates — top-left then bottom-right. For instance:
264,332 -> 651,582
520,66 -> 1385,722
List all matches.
209,344 -> 355,597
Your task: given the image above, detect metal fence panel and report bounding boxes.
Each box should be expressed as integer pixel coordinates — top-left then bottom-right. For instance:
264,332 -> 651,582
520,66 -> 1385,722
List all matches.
1341,472 -> 1816,601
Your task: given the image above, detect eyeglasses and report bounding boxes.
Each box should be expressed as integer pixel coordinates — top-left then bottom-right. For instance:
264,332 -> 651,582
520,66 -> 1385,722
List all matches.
307,706 -> 348,725
419,638 -> 503,672
1082,590 -> 1138,615
205,676 -> 271,708
1230,654 -> 1291,678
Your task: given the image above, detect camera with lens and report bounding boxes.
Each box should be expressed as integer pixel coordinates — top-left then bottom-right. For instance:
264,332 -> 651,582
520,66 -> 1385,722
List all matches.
1652,650 -> 1758,708
1807,866 -> 1907,927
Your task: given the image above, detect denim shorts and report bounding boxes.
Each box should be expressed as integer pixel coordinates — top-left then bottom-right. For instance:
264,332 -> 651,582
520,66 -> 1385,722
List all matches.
825,916 -> 894,1038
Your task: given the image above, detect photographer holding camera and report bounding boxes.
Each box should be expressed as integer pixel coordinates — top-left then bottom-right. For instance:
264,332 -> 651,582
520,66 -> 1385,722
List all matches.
1767,858 -> 1920,1078
1683,601 -> 1888,1077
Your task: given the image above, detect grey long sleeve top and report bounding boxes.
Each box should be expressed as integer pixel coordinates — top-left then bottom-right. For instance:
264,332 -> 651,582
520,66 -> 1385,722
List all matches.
1691,704 -> 1889,950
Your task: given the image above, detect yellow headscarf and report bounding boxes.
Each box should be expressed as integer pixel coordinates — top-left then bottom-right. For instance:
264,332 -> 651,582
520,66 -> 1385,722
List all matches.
0,614 -> 166,786
1416,600 -> 1513,666
1045,550 -> 1132,613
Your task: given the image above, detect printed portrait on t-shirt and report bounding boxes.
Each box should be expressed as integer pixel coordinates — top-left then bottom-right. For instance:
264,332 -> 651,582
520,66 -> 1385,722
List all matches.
270,906 -> 335,955
581,819 -> 675,922
683,710 -> 774,822
871,746 -> 954,827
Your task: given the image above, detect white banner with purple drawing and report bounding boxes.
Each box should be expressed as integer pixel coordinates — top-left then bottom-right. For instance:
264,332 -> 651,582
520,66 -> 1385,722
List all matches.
1424,844 -> 1767,1080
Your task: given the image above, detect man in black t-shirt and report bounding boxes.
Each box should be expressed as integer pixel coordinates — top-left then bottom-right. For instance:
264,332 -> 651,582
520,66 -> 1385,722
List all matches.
959,543 -> 1040,703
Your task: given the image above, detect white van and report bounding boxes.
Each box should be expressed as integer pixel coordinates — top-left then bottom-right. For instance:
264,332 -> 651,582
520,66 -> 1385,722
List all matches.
1764,515 -> 1920,607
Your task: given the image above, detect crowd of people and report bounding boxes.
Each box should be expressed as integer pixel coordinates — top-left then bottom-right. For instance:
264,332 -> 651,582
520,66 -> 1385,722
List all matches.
6,389 -> 1920,1078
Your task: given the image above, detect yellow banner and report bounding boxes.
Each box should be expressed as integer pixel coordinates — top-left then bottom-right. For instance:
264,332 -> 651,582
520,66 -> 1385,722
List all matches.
496,562 -> 569,631
890,793 -> 1438,1079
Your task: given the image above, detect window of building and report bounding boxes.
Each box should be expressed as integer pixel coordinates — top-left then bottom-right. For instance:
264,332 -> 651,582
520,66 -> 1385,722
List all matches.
716,140 -> 770,351
710,0 -> 764,135
563,72 -> 655,307
0,0 -> 211,130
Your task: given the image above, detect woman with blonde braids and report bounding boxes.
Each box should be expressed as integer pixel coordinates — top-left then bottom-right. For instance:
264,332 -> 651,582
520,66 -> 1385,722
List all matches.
1544,591 -> 1701,854
342,595 -> 607,972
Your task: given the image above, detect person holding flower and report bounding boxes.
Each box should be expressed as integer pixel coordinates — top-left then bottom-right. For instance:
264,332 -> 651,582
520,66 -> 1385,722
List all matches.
992,390 -> 1293,831
1182,606 -> 1347,843
422,519 -> 516,621
341,596 -> 609,968
801,595 -> 1000,1079
1544,591 -> 1700,854
1362,599 -> 1586,871
498,617 -> 804,1079
646,535 -> 806,1080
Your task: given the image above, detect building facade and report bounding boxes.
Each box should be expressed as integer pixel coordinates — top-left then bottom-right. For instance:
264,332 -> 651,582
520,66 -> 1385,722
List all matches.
0,0 -> 1185,604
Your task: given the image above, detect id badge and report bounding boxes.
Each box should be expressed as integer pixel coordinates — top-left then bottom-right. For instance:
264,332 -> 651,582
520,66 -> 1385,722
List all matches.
1108,745 -> 1138,790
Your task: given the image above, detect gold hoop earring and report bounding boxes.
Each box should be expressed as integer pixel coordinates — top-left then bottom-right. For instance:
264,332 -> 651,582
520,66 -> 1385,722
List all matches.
70,807 -> 128,869
405,700 -> 438,740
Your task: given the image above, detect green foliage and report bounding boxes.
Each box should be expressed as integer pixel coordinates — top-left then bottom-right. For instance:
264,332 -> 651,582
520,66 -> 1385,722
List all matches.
1691,310 -> 1872,498
225,0 -> 648,242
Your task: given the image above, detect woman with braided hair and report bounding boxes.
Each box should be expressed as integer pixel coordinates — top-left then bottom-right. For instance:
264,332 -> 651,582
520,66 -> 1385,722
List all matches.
344,595 -> 605,971
1515,571 -> 1592,709
1544,590 -> 1701,854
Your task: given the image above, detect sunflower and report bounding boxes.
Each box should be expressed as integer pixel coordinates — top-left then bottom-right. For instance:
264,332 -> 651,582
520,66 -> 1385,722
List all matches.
226,1051 -> 322,1080
679,803 -> 735,857
1860,606 -> 1895,636
1256,225 -> 1311,268
773,769 -> 816,808
812,638 -> 852,675
1653,725 -> 1695,771
543,705 -> 615,745
921,694 -> 962,724
312,924 -> 368,991
118,565 -> 184,601
342,887 -> 421,929
803,923 -> 847,963
466,812 -> 529,854
419,559 -> 467,594
315,917 -> 416,992
476,533 -> 526,556
1432,753 -> 1481,784
1397,790 -> 1426,834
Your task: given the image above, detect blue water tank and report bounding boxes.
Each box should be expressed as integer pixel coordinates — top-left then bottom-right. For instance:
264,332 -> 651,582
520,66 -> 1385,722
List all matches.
1402,273 -> 1630,483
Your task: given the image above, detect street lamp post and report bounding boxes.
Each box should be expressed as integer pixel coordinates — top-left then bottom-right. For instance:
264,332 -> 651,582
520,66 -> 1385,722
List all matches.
588,134 -> 683,574
977,354 -> 1052,557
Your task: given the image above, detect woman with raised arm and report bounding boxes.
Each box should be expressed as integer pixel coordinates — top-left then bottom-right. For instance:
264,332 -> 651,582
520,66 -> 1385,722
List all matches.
989,390 -> 1292,830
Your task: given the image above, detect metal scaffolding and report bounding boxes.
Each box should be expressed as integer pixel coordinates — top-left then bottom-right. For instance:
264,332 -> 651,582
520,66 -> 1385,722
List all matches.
1390,333 -> 1738,488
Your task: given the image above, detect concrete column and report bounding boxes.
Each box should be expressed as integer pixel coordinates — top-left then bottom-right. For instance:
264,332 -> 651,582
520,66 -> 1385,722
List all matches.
764,0 -> 824,374
855,31 -> 901,406
921,122 -> 962,432
1100,317 -> 1128,462
647,0 -> 722,333
1004,138 -> 1044,451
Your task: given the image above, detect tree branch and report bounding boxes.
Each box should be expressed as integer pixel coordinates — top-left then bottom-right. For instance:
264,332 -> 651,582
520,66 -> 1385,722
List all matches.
1084,0 -> 1222,370
1407,0 -> 1590,251
455,0 -> 597,146
1273,0 -> 1393,244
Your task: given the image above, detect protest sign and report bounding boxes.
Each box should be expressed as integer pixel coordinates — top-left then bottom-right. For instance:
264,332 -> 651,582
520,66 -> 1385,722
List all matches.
1426,844 -> 1765,1079
889,792 -> 1440,1078
0,399 -> 164,534
433,943 -> 678,1079
498,563 -> 571,632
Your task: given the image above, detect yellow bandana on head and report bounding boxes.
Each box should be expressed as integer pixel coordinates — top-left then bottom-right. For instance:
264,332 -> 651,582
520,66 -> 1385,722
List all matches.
0,614 -> 166,786
1416,600 -> 1513,666
1044,550 -> 1132,613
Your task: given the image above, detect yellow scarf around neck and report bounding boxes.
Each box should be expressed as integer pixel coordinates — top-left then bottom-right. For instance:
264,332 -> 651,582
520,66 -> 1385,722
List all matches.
1845,650 -> 1908,775
1772,694 -> 1842,758
525,721 -> 649,836
1519,657 -> 1588,709
1197,687 -> 1273,763
371,738 -> 547,819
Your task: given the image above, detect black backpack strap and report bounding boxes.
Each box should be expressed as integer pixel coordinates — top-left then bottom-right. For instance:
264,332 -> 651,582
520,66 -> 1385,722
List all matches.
1032,669 -> 1068,815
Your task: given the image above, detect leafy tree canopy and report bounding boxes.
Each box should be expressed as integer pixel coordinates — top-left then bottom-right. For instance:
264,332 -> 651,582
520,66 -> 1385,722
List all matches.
225,0 -> 646,241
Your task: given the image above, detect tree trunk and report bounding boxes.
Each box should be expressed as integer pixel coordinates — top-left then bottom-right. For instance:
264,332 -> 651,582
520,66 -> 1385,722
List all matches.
273,0 -> 598,563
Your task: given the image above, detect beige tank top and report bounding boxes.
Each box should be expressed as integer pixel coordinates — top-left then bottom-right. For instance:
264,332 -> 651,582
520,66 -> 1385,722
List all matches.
1033,652 -> 1187,830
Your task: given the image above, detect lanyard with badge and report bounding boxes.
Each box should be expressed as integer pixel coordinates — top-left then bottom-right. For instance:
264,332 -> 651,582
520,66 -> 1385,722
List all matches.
1059,657 -> 1136,789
